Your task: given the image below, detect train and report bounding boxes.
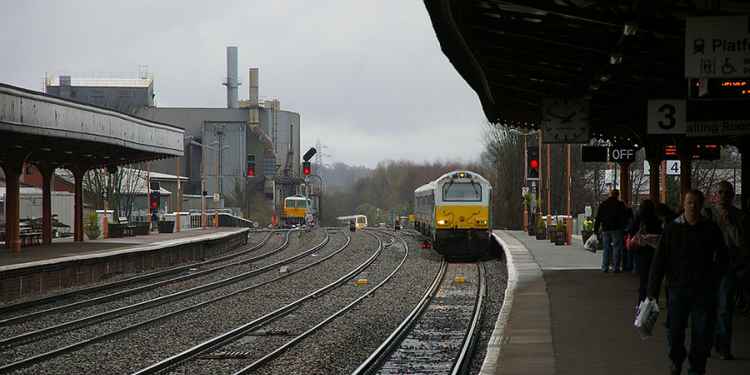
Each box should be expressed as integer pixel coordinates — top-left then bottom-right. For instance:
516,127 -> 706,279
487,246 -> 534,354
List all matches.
414,170 -> 492,259
282,195 -> 312,228
337,214 -> 368,230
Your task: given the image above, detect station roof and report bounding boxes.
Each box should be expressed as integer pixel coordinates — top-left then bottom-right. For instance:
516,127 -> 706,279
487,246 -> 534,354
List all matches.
0,83 -> 183,170
424,0 -> 750,143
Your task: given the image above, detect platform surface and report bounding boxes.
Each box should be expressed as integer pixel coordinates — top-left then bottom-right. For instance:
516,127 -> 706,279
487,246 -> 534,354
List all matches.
483,230 -> 750,375
0,227 -> 247,271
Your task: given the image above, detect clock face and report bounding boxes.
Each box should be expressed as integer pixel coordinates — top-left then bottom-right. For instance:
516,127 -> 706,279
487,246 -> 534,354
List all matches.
542,98 -> 590,143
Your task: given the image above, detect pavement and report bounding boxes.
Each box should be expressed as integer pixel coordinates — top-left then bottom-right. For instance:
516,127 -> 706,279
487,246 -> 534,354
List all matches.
481,230 -> 750,375
0,227 -> 244,269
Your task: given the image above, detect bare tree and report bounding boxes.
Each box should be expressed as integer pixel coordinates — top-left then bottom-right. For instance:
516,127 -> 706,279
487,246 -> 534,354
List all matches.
481,122 -> 523,229
83,164 -> 146,221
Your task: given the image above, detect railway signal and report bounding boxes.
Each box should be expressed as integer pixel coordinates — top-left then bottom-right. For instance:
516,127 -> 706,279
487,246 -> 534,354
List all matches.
302,161 -> 311,176
527,145 -> 540,180
246,154 -> 256,177
149,190 -> 160,211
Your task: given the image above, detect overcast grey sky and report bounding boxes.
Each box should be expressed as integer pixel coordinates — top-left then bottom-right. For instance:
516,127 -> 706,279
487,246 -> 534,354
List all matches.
1,0 -> 486,168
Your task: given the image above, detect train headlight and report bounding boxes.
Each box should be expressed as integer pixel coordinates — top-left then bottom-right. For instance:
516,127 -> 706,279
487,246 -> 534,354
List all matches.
437,219 -> 448,225
476,219 -> 488,225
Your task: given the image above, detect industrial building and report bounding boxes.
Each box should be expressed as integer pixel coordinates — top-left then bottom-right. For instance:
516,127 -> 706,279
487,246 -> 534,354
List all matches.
44,47 -> 302,219
45,75 -> 154,114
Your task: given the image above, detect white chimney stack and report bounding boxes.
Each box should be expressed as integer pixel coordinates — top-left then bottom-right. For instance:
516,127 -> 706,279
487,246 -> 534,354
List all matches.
223,46 -> 240,108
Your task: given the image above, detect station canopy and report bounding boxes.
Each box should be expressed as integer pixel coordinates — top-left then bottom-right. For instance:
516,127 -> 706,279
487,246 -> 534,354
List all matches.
424,0 -> 750,144
0,83 -> 183,170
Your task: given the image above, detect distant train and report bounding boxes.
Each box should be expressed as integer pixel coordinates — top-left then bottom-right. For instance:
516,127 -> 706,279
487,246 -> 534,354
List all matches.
337,214 -> 368,230
414,170 -> 492,259
282,195 -> 312,227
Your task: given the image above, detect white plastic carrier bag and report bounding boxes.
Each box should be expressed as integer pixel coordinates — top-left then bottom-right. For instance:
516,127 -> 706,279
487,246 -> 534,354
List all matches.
584,235 -> 598,253
634,298 -> 659,339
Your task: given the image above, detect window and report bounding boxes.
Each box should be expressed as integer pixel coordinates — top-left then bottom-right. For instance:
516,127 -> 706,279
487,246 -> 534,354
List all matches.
442,182 -> 482,202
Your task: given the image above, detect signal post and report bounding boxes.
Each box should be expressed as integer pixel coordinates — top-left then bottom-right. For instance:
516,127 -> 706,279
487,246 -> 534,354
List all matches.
526,141 -> 540,233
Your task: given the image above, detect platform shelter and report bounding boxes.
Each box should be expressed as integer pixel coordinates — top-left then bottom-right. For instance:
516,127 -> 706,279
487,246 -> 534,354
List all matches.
0,83 -> 184,253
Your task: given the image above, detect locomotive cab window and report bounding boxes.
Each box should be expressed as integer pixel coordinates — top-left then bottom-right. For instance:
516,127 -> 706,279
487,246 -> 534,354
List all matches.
442,182 -> 482,201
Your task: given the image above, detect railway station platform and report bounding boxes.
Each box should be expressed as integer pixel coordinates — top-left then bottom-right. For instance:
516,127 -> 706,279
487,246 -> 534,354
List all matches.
0,227 -> 249,302
484,230 -> 750,375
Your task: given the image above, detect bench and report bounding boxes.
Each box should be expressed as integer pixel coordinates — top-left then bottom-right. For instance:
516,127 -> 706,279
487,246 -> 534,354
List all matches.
20,231 -> 43,247
119,217 -> 136,237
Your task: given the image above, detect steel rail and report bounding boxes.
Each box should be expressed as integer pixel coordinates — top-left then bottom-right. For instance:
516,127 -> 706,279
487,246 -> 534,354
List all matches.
0,230 -> 350,374
0,231 -> 284,327
0,230 -> 276,318
351,258 -> 449,375
232,231 -> 409,374
451,262 -> 486,375
130,231 -> 383,375
0,229 -> 314,347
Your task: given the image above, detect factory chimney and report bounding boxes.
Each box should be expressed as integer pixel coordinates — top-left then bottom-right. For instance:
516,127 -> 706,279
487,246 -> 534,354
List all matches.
223,46 -> 240,108
248,68 -> 259,107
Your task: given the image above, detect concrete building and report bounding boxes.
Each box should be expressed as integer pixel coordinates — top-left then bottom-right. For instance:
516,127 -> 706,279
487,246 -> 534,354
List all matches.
45,75 -> 154,114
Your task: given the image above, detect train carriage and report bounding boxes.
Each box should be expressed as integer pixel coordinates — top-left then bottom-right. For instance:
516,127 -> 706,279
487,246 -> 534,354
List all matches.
414,170 -> 492,259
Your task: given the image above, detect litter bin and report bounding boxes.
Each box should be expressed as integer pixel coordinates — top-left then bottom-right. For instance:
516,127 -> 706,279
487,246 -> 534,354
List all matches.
158,221 -> 175,233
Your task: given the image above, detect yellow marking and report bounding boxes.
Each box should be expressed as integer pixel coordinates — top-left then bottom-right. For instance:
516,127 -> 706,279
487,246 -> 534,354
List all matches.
354,278 -> 369,286
454,275 -> 465,284
434,205 -> 489,229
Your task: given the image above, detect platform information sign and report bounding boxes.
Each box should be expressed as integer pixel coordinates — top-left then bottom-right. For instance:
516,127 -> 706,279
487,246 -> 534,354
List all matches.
667,160 -> 681,176
685,16 -> 750,78
648,100 -> 686,134
648,99 -> 750,136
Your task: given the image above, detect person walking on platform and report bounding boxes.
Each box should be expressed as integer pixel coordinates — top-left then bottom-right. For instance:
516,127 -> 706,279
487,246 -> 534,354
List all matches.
631,199 -> 662,303
594,189 -> 628,273
705,180 -> 748,360
648,190 -> 728,375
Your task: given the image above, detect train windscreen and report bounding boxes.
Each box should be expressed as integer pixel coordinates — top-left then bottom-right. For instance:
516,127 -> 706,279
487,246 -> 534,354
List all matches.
442,182 -> 482,202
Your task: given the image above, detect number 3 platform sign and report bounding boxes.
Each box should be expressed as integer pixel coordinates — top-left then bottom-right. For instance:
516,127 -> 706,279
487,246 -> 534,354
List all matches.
648,100 -> 686,134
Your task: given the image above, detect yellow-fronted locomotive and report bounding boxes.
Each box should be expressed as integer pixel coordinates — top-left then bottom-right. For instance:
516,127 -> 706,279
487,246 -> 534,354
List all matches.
414,170 -> 492,259
282,195 -> 311,227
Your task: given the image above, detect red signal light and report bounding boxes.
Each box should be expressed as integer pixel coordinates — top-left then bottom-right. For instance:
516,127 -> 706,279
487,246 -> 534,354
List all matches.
247,166 -> 255,177
529,159 -> 539,170
302,161 -> 311,176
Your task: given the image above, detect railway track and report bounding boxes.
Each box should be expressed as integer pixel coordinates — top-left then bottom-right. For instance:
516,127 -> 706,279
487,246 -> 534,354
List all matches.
0,230 -> 303,346
0,229 -> 347,373
0,230 -> 278,321
162,229 -> 404,374
129,230 -> 386,375
354,261 -> 486,375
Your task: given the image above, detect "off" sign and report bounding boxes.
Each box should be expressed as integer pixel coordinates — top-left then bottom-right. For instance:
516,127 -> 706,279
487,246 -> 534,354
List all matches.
608,147 -> 636,162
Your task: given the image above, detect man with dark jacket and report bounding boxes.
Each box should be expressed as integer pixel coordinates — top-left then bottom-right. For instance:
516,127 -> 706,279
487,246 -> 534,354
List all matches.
648,190 -> 728,375
704,180 -> 748,360
594,189 -> 628,272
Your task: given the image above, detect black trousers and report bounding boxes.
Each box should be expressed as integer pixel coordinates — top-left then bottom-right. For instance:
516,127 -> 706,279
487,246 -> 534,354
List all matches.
637,246 -> 655,303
